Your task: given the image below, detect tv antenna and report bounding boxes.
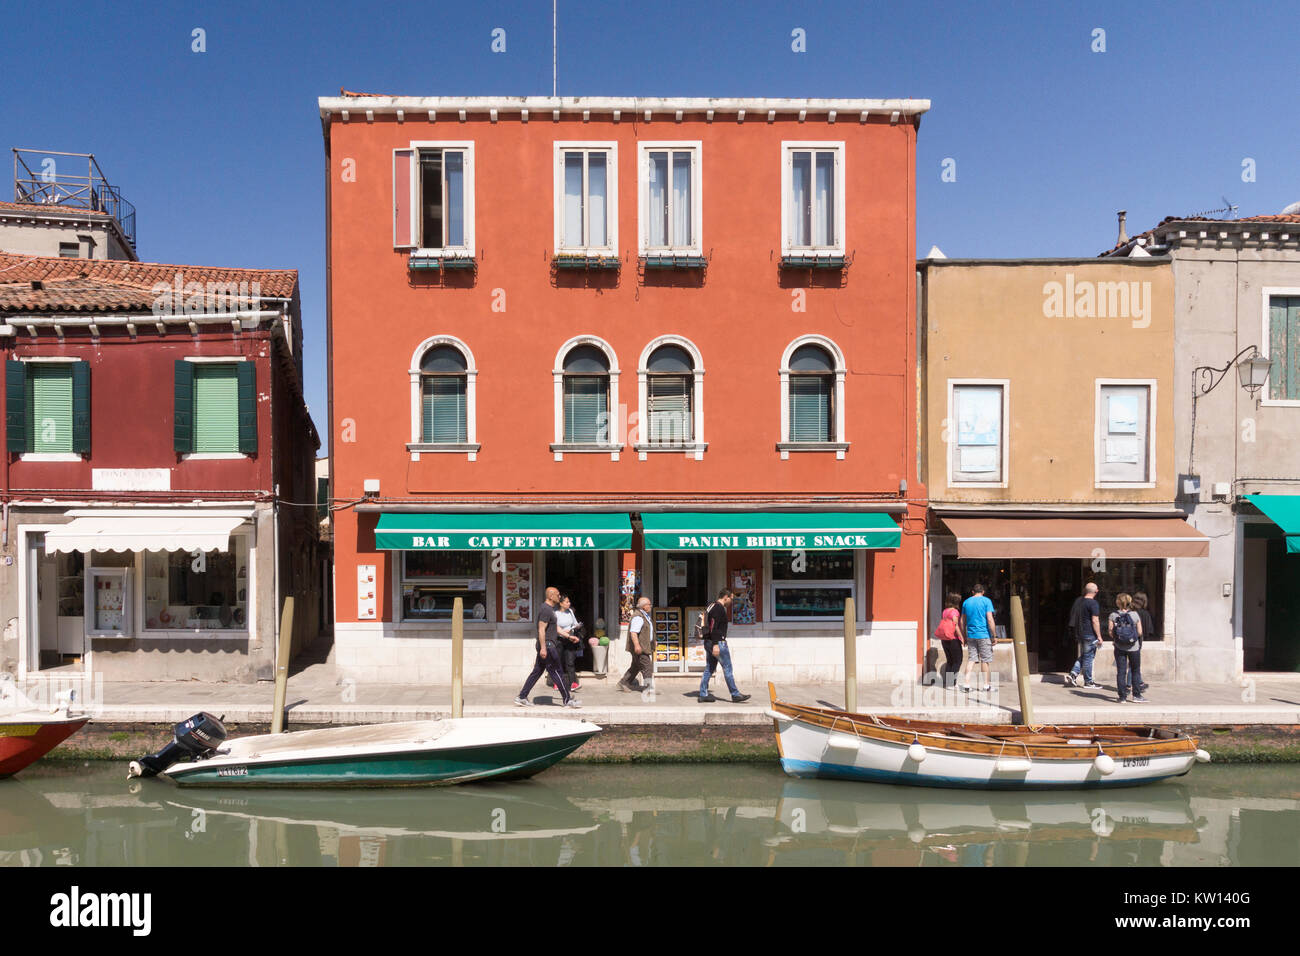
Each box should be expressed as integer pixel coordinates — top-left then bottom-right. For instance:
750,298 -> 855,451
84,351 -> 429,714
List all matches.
552,1 -> 557,96
1194,196 -> 1239,219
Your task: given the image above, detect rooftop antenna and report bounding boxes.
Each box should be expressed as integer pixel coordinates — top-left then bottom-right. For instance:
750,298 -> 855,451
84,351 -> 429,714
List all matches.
1221,196 -> 1239,219
552,0 -> 557,96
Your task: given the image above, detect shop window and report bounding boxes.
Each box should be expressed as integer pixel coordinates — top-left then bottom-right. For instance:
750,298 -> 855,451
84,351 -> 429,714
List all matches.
420,346 -> 468,443
1096,382 -> 1152,485
401,550 -> 487,622
950,381 -> 1006,484
770,548 -> 854,620
144,536 -> 249,631
556,144 -> 616,253
562,345 -> 610,443
639,143 -> 701,254
782,143 -> 844,255
1266,294 -> 1300,402
5,360 -> 91,456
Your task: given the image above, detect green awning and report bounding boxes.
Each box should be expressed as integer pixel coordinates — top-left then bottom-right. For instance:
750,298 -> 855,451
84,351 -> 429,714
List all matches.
640,512 -> 901,551
375,512 -> 633,550
1247,494 -> 1300,554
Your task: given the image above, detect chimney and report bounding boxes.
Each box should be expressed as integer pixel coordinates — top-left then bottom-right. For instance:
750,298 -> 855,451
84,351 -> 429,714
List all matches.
1117,210 -> 1129,245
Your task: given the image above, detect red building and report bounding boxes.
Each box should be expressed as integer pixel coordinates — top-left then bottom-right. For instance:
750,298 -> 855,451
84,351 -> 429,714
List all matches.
322,95 -> 929,686
0,249 -> 322,682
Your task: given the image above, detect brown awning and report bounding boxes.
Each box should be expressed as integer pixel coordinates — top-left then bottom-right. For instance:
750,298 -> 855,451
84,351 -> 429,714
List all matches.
940,516 -> 1209,559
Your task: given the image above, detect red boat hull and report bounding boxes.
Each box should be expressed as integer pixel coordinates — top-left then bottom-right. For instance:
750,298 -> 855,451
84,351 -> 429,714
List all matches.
0,718 -> 89,776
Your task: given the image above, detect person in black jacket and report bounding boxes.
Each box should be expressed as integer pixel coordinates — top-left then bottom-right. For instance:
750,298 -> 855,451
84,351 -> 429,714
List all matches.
698,588 -> 750,703
1131,591 -> 1155,696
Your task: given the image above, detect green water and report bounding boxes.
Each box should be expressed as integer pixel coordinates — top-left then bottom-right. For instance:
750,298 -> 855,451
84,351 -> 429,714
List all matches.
2,762 -> 1297,866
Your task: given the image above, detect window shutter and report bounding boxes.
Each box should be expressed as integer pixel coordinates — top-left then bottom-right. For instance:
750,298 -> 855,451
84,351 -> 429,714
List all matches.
422,376 -> 467,443
789,375 -> 831,442
29,366 -> 73,453
173,360 -> 194,453
6,360 -> 27,453
237,361 -> 257,454
393,148 -> 416,249
71,360 -> 91,454
564,376 -> 608,443
648,375 -> 691,443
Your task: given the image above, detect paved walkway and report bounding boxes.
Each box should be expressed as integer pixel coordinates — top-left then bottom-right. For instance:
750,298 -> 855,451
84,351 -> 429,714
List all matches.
34,652 -> 1300,726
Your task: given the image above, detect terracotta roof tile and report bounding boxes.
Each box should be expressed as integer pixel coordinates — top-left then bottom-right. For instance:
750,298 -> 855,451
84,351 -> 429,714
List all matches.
1103,213 -> 1300,255
0,251 -> 297,313
0,199 -> 114,218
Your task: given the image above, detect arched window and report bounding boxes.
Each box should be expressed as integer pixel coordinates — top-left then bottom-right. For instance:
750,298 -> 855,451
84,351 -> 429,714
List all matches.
635,336 -> 706,459
408,336 -> 478,460
562,345 -> 610,443
779,336 -> 848,459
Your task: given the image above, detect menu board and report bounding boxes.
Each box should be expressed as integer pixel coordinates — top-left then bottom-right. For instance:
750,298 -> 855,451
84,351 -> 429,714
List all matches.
731,569 -> 756,625
684,605 -> 707,668
357,565 -> 377,620
503,562 -> 533,622
653,606 -> 683,670
94,576 -> 125,632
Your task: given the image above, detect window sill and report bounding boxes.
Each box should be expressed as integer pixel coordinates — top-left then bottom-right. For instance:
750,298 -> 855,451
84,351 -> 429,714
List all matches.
408,442 -> 480,462
1094,481 -> 1156,490
550,442 -> 625,462
181,452 -> 249,461
19,453 -> 81,462
780,252 -> 847,269
777,441 -> 849,460
634,441 -> 707,461
640,253 -> 706,269
408,251 -> 476,271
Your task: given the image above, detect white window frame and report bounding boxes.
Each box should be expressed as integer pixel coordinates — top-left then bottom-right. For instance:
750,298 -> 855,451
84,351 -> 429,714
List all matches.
407,335 -> 479,461
551,334 -> 622,461
635,335 -> 706,460
553,142 -> 618,255
1094,379 -> 1156,489
18,356 -> 79,462
1260,287 -> 1300,408
780,141 -> 846,257
636,141 -> 703,257
778,334 -> 848,459
180,355 -> 250,461
405,141 -> 476,259
947,379 -> 1010,488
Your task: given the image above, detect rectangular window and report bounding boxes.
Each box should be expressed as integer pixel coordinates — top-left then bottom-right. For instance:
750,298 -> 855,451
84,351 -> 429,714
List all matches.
27,364 -> 73,453
784,145 -> 842,252
771,549 -> 855,620
421,376 -> 467,443
556,145 -> 615,252
641,145 -> 699,251
647,375 -> 692,443
144,536 -> 249,631
401,551 -> 487,622
192,364 -> 239,453
1268,295 -> 1300,401
564,376 -> 609,443
418,148 -> 468,250
789,375 -> 832,442
951,383 -> 1005,483
58,242 -> 79,258
1097,383 -> 1151,484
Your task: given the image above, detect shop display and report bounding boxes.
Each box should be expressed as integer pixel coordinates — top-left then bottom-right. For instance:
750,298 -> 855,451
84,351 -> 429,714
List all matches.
652,606 -> 683,672
619,569 -> 641,624
730,569 -> 756,625
684,605 -> 707,668
503,563 -> 532,622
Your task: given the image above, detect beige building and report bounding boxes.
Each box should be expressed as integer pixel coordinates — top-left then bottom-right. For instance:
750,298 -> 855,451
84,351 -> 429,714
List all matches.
919,256 -> 1208,680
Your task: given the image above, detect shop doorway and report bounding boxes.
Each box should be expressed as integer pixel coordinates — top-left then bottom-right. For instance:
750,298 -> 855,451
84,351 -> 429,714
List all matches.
544,552 -> 605,673
28,534 -> 86,673
1244,525 -> 1300,671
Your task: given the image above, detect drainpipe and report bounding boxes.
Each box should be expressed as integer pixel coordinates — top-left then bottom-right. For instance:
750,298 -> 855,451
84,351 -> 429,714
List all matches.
273,482 -> 281,665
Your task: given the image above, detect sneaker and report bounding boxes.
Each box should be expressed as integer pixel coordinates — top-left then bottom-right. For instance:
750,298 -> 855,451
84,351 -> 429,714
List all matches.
1118,697 -> 1129,704
571,682 -> 580,691
1063,673 -> 1077,687
1084,682 -> 1103,689
1131,695 -> 1148,703
513,697 -> 533,707
564,699 -> 583,709
698,694 -> 717,703
731,693 -> 752,703
1139,683 -> 1149,693
617,680 -> 634,693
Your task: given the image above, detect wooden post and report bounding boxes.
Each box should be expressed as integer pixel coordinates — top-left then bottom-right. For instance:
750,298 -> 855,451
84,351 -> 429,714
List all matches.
1010,594 -> 1034,725
271,596 -> 295,734
843,596 -> 857,713
451,597 -> 464,719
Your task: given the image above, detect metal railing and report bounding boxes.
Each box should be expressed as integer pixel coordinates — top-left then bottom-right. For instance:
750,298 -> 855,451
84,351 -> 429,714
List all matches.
12,148 -> 137,252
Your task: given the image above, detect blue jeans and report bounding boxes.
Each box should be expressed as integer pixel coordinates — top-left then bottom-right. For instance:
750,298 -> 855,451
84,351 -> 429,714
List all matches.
1115,648 -> 1142,700
1070,638 -> 1100,683
699,639 -> 740,698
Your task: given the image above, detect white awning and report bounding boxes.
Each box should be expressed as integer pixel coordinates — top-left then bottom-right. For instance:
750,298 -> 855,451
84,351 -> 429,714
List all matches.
45,514 -> 246,554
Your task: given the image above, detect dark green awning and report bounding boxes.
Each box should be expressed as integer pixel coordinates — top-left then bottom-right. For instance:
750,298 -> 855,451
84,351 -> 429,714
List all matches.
640,512 -> 900,551
375,513 -> 633,550
1247,494 -> 1300,554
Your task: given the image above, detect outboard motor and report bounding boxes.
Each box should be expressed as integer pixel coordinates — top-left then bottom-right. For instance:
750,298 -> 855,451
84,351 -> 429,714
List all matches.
128,712 -> 227,778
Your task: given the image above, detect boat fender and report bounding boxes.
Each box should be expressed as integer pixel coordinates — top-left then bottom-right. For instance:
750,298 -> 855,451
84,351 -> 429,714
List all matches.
763,709 -> 796,723
907,742 -> 927,763
907,826 -> 926,844
1093,753 -> 1116,775
1194,749 -> 1211,763
993,757 -> 1032,773
825,732 -> 861,753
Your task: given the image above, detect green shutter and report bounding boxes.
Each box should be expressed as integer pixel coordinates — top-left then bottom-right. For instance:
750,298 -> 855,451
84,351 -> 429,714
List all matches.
564,375 -> 607,443
193,365 -> 239,453
648,375 -> 691,443
789,374 -> 831,442
28,365 -> 74,453
422,375 -> 466,443
71,361 -> 91,454
6,361 -> 27,453
174,360 -> 194,453
237,361 -> 257,454
1270,297 -> 1300,401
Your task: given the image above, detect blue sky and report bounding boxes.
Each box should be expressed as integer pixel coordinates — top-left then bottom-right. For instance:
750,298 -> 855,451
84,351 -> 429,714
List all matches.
5,0 -> 1298,452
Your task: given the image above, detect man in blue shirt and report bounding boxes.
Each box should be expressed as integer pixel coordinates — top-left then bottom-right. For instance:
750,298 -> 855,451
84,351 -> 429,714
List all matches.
959,583 -> 996,692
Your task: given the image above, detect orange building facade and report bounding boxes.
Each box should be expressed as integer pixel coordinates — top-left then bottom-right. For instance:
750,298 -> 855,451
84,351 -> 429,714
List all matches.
321,95 -> 930,685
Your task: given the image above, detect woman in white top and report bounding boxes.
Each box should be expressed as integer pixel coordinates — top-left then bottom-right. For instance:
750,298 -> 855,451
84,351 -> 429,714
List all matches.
554,593 -> 583,692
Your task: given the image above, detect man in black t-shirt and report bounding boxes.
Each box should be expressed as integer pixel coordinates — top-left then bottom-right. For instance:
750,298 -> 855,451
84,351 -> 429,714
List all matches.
1063,583 -> 1103,688
698,588 -> 750,704
515,587 -> 580,708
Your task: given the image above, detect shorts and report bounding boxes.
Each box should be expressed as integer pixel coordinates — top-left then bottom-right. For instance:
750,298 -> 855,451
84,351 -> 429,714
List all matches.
967,638 -> 993,663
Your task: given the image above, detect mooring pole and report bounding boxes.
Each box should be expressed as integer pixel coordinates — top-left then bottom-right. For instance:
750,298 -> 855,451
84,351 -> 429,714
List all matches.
452,597 -> 464,718
843,596 -> 857,713
271,596 -> 295,734
1010,594 -> 1034,725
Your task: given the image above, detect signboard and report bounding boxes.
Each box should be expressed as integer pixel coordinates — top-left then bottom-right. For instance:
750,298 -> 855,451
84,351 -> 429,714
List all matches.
357,565 -> 377,620
92,468 -> 171,491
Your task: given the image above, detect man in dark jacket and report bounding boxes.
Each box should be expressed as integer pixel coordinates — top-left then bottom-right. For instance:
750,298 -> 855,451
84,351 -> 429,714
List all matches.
698,588 -> 750,704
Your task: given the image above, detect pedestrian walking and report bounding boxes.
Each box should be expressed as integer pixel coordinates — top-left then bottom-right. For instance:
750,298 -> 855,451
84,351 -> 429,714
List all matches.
698,588 -> 750,703
934,591 -> 965,688
1063,583 -> 1104,689
555,592 -> 583,692
1110,592 -> 1146,703
618,596 -> 654,693
959,583 -> 996,692
1131,592 -> 1154,696
515,586 -> 581,708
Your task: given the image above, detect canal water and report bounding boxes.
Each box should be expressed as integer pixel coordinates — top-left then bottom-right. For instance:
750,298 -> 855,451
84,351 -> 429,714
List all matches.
2,762 -> 1296,866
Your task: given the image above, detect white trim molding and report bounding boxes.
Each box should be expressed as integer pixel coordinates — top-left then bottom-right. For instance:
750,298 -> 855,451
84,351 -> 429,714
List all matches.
408,335 -> 478,461
779,334 -> 848,459
1260,287 -> 1300,407
552,334 -> 621,461
635,141 -> 704,257
946,379 -> 1010,489
779,141 -> 846,258
636,334 -> 705,460
1094,378 -> 1157,489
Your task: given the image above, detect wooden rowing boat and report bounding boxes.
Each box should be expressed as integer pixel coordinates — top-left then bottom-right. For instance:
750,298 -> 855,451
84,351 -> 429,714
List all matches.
765,684 -> 1210,790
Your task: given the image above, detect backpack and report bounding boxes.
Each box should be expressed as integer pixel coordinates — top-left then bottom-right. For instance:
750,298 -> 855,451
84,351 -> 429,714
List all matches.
1112,611 -> 1139,649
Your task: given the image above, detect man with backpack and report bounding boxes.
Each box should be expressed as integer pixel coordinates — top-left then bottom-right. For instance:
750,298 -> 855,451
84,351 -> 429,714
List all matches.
1063,582 -> 1104,689
697,588 -> 750,704
1109,592 -> 1146,703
